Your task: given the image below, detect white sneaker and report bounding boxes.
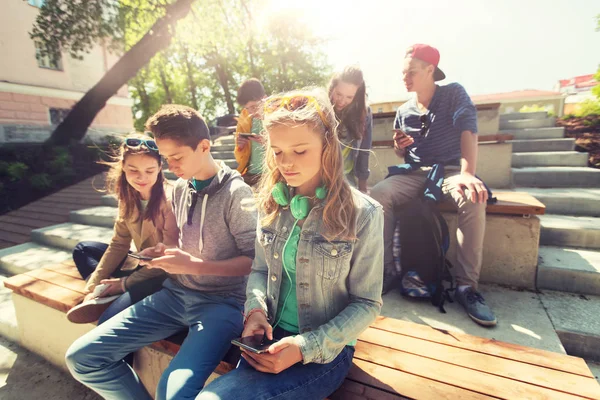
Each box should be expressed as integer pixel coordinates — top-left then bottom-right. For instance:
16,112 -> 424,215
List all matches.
67,293 -> 121,324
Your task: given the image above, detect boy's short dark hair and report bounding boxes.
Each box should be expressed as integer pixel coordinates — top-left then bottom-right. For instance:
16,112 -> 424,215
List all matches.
236,78 -> 266,106
145,104 -> 210,150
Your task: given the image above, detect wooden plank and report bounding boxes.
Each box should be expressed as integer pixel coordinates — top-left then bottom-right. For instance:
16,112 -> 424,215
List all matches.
359,327 -> 600,399
18,204 -> 69,217
370,317 -> 593,378
6,210 -> 65,224
0,222 -> 33,236
348,358 -> 496,400
25,201 -> 86,212
0,230 -> 29,245
4,274 -> 83,313
354,341 -> 586,400
46,262 -> 83,280
24,268 -> 87,294
0,215 -> 51,229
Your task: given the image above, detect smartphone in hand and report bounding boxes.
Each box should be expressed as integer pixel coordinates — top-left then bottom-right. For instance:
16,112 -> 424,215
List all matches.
393,129 -> 408,139
238,133 -> 255,139
231,334 -> 279,354
127,253 -> 155,262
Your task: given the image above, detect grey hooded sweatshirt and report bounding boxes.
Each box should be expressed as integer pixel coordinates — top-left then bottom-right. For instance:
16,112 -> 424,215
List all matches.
170,163 -> 257,303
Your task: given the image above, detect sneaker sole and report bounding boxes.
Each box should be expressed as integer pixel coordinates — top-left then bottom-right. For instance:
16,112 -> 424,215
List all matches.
67,297 -> 119,324
467,313 -> 498,327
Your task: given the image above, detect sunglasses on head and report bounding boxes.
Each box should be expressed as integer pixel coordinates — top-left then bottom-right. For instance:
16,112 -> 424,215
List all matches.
419,113 -> 431,137
263,95 -> 330,130
125,137 -> 158,152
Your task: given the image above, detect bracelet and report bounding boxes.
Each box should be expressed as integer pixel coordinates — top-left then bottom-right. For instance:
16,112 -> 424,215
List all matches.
120,278 -> 127,293
244,308 -> 266,324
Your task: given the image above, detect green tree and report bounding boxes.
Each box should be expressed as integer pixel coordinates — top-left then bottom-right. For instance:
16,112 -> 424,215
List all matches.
128,1 -> 331,129
32,0 -> 195,145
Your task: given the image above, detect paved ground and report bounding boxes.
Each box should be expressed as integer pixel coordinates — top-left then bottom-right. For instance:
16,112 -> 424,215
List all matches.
0,174 -> 106,250
0,336 -> 101,400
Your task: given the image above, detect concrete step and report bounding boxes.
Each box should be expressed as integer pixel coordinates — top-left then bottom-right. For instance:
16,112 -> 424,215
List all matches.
0,242 -> 72,276
214,135 -> 235,144
500,111 -> 548,121
212,150 -> 235,160
510,138 -> 575,153
500,117 -> 556,130
31,223 -> 115,252
540,290 -> 600,362
101,194 -> 117,207
538,246 -> 600,296
540,215 -> 600,250
520,188 -> 600,217
513,167 -> 600,188
211,143 -> 235,152
501,127 -> 564,140
512,151 -> 588,168
70,206 -> 117,228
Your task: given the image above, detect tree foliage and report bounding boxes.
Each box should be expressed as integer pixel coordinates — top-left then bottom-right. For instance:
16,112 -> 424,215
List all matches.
30,0 -> 331,140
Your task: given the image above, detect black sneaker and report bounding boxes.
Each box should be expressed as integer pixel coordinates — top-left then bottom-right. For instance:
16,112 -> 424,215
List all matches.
382,274 -> 400,295
455,287 -> 497,327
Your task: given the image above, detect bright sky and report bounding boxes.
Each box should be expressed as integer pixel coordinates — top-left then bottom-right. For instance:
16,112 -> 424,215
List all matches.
265,0 -> 600,103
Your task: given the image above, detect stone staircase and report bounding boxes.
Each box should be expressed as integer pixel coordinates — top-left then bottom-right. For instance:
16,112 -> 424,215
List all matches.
502,111 -> 600,362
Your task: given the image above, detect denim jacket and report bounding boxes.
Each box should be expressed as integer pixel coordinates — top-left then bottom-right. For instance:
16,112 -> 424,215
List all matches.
244,189 -> 384,364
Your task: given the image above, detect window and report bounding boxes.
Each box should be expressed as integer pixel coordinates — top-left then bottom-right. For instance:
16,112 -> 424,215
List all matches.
49,108 -> 70,125
377,107 -> 383,113
35,43 -> 63,71
28,0 -> 45,7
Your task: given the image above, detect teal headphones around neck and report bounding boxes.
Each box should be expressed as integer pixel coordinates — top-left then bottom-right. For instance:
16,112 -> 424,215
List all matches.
271,182 -> 327,220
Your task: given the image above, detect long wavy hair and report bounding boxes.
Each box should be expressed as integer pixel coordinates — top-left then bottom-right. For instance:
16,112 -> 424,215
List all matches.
256,88 -> 357,241
102,137 -> 166,223
328,66 -> 368,141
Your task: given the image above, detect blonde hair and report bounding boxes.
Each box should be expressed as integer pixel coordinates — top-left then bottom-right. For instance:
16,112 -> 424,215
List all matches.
256,88 -> 357,241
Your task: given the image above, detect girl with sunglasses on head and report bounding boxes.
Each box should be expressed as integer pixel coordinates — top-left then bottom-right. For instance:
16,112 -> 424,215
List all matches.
328,66 -> 373,193
197,89 -> 384,400
67,135 -> 178,325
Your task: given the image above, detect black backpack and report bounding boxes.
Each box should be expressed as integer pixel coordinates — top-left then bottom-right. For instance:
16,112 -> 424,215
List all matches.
395,197 -> 455,312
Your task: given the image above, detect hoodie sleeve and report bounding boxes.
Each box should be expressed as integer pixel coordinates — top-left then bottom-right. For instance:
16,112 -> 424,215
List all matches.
227,181 -> 258,259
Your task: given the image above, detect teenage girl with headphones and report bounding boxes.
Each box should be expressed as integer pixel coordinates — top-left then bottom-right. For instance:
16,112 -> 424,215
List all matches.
197,89 -> 384,399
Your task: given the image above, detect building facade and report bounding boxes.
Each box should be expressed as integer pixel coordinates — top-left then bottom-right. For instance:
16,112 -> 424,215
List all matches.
0,0 -> 134,144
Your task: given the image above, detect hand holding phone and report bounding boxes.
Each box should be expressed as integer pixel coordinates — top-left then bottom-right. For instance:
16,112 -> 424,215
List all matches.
231,334 -> 280,354
393,129 -> 414,149
128,253 -> 154,261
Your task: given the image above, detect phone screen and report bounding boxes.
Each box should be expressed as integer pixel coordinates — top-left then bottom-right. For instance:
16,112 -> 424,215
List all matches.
127,253 -> 154,261
231,335 -> 279,354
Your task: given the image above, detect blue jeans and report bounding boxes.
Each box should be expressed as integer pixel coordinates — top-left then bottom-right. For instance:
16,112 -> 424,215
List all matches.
197,330 -> 354,400
65,279 -> 244,400
73,241 -> 165,323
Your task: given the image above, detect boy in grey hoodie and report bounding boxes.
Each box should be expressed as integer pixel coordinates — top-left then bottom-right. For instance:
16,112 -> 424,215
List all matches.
66,105 -> 257,400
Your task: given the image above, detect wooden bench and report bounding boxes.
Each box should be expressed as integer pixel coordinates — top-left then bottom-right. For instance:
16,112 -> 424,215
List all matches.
5,260 -> 600,399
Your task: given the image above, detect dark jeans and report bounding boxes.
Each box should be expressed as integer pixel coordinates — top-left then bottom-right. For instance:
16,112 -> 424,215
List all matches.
72,241 -> 165,323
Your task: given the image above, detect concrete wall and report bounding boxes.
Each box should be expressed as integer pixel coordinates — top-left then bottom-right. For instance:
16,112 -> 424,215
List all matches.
370,101 -> 406,115
444,214 -> 541,289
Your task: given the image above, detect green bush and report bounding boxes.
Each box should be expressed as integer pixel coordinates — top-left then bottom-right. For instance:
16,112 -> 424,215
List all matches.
6,162 -> 28,182
48,146 -> 73,173
576,99 -> 600,118
29,173 -> 53,191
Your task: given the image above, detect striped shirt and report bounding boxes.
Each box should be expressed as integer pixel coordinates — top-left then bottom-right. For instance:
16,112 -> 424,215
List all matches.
395,83 -> 478,166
